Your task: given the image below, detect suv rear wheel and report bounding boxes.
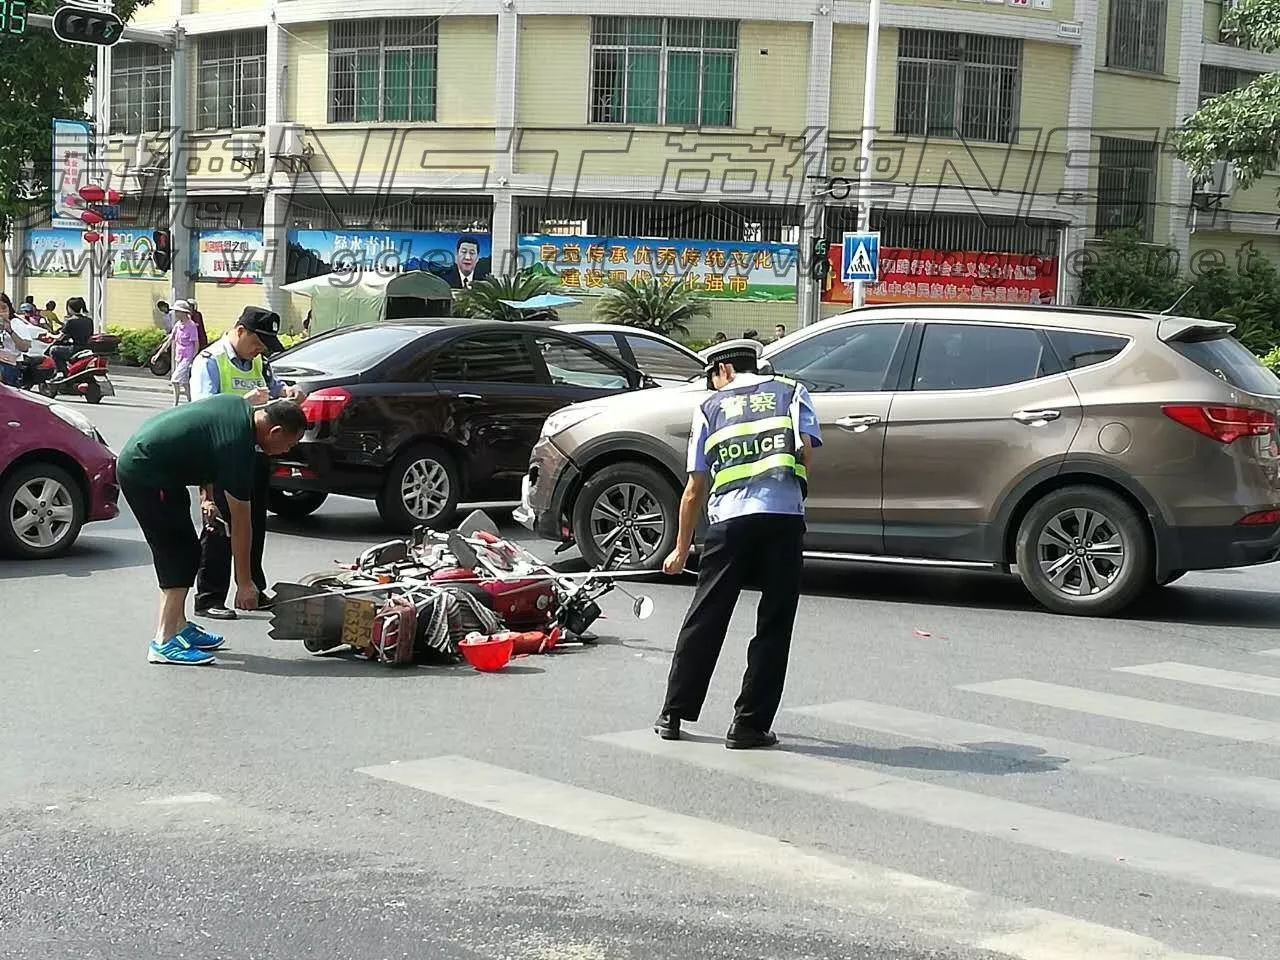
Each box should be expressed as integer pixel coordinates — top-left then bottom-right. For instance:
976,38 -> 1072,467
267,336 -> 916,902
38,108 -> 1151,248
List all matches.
1015,485 -> 1152,616
573,463 -> 678,571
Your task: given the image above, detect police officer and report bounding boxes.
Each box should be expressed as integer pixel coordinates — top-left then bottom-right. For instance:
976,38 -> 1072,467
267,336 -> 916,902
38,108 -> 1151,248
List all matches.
655,339 -> 821,749
190,306 -> 303,619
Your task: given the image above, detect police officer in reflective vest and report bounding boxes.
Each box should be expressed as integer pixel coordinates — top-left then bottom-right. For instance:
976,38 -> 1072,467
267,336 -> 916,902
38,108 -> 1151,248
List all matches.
190,306 -> 303,619
656,339 -> 821,749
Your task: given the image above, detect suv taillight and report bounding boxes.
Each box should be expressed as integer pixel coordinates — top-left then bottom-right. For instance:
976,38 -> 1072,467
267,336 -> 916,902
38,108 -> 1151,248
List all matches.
1162,405 -> 1276,444
300,387 -> 352,424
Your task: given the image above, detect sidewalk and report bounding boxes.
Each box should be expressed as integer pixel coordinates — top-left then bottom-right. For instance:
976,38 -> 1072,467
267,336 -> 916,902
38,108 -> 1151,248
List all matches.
110,365 -> 174,397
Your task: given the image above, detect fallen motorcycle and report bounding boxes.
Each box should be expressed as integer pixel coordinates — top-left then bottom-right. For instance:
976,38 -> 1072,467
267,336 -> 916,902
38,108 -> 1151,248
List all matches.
268,510 -> 654,668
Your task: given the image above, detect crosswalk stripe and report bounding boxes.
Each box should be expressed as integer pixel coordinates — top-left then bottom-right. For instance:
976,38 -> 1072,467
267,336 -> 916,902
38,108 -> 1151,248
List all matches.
595,729 -> 1280,900
1115,661 -> 1280,698
958,679 -> 1280,743
788,699 -> 1280,812
359,755 -> 1232,960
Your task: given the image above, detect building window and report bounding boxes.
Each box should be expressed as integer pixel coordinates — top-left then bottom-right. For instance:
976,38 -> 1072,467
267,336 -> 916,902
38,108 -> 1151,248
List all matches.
196,31 -> 266,130
1106,0 -> 1167,73
1199,64 -> 1255,104
329,18 -> 438,123
1095,137 -> 1158,241
589,17 -> 737,127
894,31 -> 1022,144
109,44 -> 171,135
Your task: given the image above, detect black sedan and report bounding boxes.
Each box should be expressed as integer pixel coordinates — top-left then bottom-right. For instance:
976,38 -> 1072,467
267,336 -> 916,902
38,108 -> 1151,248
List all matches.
267,320 -> 652,530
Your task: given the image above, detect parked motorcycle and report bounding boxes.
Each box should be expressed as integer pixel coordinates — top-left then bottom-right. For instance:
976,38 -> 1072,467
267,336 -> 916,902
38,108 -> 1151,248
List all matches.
37,348 -> 115,404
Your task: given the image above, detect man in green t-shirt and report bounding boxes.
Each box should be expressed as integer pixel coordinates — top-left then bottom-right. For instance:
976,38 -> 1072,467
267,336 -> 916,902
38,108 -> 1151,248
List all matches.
117,394 -> 308,665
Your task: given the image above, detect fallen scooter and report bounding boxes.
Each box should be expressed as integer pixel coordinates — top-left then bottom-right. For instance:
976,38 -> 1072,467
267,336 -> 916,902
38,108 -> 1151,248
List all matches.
268,510 -> 654,668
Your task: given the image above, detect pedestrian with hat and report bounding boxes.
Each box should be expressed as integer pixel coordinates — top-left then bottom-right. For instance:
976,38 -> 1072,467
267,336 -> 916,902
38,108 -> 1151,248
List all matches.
190,305 -> 305,621
655,339 -> 821,749
150,299 -> 200,406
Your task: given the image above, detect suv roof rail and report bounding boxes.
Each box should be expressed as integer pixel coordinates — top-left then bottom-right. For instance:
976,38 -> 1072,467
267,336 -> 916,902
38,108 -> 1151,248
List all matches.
850,302 -> 1157,322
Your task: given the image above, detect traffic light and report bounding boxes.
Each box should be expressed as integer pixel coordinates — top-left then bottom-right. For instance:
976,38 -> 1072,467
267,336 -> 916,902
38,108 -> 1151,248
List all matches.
52,4 -> 125,47
151,230 -> 172,272
810,237 -> 831,282
1,0 -> 29,37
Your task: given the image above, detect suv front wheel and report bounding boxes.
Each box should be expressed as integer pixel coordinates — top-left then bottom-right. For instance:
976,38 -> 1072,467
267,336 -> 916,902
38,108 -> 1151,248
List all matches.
573,463 -> 679,571
1015,485 -> 1152,616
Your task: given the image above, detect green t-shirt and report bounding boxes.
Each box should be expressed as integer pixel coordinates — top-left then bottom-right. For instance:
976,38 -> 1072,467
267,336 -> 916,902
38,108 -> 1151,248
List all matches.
118,393 -> 257,500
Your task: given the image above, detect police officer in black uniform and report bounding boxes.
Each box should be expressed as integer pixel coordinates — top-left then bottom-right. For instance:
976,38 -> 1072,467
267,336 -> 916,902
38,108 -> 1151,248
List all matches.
655,339 -> 822,749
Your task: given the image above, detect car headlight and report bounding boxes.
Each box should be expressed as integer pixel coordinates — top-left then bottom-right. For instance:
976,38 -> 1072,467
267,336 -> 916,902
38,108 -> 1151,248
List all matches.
50,404 -> 96,438
541,406 -> 603,439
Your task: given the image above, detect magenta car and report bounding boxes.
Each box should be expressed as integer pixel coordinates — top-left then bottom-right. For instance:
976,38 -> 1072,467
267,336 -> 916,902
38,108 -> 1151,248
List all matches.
0,384 -> 119,558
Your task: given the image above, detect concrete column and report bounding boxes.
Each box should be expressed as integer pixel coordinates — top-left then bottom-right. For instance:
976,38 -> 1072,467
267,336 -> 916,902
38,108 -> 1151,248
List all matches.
798,9 -> 833,327
488,3 -> 518,275
263,14 -> 290,317
5,222 -> 25,303
168,28 -> 193,305
1168,0 -> 1206,269
1059,0 -> 1098,304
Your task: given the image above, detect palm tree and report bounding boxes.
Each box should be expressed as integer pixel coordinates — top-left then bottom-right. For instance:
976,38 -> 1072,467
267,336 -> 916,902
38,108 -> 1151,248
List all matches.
594,276 -> 710,339
454,271 -> 558,321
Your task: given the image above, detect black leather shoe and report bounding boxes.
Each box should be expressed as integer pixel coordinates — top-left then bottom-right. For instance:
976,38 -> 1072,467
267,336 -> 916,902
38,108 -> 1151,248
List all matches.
196,605 -> 238,621
653,714 -> 681,741
725,725 -> 778,750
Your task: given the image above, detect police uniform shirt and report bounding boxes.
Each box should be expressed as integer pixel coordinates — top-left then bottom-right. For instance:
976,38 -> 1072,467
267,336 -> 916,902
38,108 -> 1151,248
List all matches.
190,334 -> 287,401
688,373 -> 822,525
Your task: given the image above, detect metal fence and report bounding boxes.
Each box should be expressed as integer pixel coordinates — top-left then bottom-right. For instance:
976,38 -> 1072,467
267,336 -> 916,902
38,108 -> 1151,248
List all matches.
284,195 -> 492,232
826,209 -> 1060,256
517,197 -> 800,243
1094,136 -> 1157,241
329,19 -> 439,124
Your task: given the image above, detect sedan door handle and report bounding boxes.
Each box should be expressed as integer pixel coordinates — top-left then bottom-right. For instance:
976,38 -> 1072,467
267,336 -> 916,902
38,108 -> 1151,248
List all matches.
458,393 -> 483,402
1013,409 -> 1061,425
835,414 -> 882,433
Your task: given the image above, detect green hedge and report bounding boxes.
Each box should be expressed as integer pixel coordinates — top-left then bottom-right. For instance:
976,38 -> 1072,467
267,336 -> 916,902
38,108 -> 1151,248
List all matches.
108,326 -> 168,366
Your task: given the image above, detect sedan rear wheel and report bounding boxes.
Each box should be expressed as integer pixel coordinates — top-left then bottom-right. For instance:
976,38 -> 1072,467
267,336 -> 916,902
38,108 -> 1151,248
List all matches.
573,463 -> 678,571
378,443 -> 460,532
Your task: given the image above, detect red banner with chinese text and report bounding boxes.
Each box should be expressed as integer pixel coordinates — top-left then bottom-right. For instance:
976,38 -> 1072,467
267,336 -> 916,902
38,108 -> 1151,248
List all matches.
821,245 -> 1058,306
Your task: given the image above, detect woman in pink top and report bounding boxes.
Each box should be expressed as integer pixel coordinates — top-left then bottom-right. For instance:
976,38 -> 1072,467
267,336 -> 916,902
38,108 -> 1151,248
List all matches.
156,300 -> 200,405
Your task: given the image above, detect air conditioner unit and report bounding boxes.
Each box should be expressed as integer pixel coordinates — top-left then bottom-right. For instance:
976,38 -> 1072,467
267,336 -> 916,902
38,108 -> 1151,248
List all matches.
1210,159 -> 1234,193
227,132 -> 262,157
267,123 -> 306,158
132,136 -> 149,170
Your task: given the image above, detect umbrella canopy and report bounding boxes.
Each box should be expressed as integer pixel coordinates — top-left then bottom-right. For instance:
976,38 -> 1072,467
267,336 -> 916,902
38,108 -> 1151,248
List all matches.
497,294 -> 582,312
283,270 -> 454,334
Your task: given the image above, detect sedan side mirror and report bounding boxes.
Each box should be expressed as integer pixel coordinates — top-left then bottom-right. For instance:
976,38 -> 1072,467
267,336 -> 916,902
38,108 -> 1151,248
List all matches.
758,359 -> 774,376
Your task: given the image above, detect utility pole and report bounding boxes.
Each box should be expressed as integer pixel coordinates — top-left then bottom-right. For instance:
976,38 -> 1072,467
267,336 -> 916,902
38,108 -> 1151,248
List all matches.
853,0 -> 881,309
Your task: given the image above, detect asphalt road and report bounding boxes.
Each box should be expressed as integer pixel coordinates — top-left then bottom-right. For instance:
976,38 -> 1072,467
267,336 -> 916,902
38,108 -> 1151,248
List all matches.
3,384 -> 1280,960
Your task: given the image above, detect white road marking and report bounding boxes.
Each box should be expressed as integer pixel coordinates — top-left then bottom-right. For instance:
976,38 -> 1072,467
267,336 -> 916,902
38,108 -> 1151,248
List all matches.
1253,649 -> 1280,659
139,792 -> 222,805
595,729 -> 1280,900
359,756 -> 1232,960
1115,661 -> 1280,698
789,699 -> 1280,811
958,679 -> 1280,743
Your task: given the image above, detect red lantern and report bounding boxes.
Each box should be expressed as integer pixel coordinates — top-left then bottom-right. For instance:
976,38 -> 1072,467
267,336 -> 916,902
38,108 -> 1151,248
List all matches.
77,185 -> 122,204
83,231 -> 102,244
79,211 -> 104,227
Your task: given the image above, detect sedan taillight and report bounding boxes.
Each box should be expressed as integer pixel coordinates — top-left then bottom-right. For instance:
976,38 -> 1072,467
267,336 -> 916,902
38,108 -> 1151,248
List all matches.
300,387 -> 352,424
1162,405 -> 1276,444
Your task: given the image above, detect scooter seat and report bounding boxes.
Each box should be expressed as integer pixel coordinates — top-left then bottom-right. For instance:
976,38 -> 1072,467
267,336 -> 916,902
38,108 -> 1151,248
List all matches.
69,349 -> 95,362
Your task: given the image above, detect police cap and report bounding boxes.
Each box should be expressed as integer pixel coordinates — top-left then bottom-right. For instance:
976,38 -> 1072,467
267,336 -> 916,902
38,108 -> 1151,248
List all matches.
701,338 -> 764,374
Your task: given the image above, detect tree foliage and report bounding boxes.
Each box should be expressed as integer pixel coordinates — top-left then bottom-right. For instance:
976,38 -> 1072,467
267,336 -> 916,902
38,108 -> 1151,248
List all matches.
1080,231 -> 1280,352
1175,0 -> 1280,191
593,276 -> 711,338
0,0 -> 152,237
452,270 -> 558,321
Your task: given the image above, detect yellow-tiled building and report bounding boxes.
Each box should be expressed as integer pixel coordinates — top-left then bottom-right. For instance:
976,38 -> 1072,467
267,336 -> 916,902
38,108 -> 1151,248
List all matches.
9,0 -> 1278,338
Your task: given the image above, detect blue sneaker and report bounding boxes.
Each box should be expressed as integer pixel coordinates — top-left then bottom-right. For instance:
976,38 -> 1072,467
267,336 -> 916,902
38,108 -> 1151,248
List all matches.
148,635 -> 217,666
179,622 -> 225,651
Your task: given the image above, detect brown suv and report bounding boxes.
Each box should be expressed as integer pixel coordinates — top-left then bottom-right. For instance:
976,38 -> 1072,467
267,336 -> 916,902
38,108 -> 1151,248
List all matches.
517,304 -> 1280,616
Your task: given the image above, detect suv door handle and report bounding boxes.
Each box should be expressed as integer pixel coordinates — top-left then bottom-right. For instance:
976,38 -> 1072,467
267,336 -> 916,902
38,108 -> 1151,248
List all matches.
835,414 -> 882,433
1013,409 -> 1061,424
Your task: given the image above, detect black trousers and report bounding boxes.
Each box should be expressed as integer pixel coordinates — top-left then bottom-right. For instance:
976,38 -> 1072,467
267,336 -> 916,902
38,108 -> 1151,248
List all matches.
120,479 -> 201,590
195,454 -> 269,610
661,513 -> 805,733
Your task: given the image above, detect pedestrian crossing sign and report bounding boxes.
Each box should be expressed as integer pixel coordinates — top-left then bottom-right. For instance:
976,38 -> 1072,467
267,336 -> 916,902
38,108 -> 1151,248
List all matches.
841,232 -> 880,283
